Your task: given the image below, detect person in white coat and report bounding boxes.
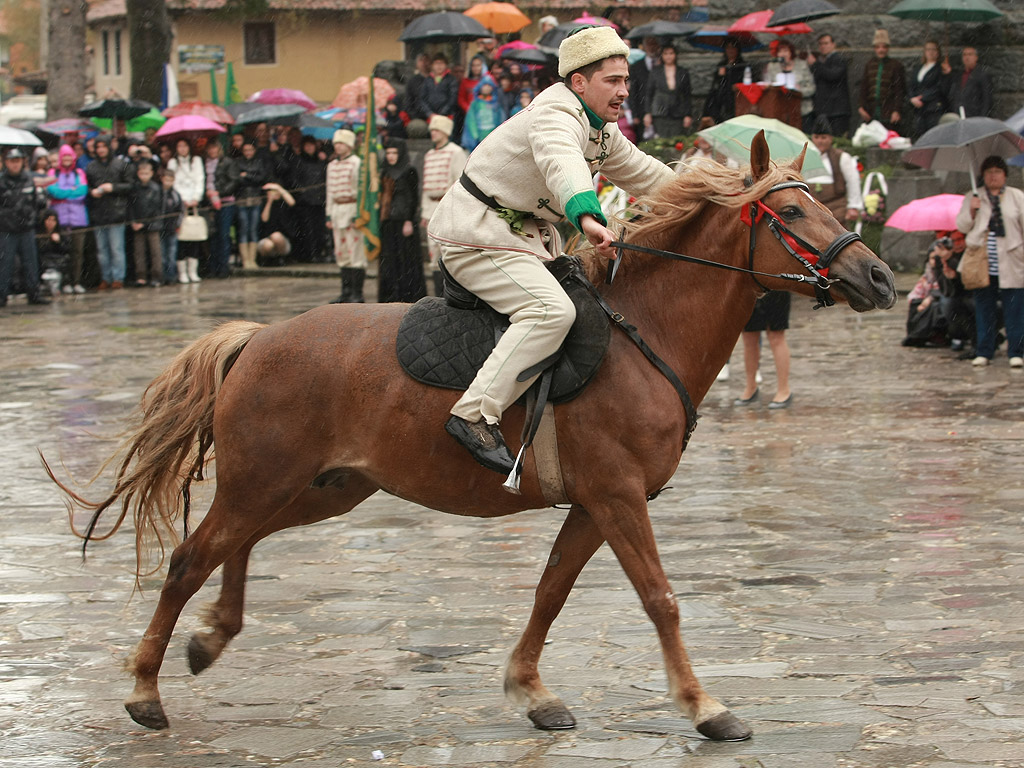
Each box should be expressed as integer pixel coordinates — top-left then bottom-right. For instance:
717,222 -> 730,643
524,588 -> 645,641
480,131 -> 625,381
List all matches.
420,114 -> 467,296
326,129 -> 366,302
955,155 -> 1024,367
167,139 -> 206,283
428,25 -> 676,481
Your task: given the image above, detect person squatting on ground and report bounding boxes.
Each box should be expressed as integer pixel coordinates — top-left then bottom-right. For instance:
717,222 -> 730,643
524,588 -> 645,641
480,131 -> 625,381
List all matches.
428,25 -> 676,480
257,183 -> 296,265
420,115 -> 467,296
956,155 -> 1024,367
0,148 -> 51,306
326,129 -> 367,303
902,237 -> 951,347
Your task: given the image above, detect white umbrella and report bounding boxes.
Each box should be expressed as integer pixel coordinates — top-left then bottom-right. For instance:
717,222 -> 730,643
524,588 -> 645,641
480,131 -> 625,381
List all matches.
0,125 -> 43,147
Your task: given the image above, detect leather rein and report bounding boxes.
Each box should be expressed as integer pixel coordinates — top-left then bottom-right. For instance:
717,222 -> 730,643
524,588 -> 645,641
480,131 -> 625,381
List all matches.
609,180 -> 864,310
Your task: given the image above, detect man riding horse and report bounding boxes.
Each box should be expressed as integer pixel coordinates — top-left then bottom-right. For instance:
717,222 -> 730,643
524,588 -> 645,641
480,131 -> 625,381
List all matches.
429,25 -> 676,481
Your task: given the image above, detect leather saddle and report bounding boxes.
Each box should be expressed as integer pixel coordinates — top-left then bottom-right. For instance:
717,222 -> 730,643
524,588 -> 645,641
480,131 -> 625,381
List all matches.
396,256 -> 610,405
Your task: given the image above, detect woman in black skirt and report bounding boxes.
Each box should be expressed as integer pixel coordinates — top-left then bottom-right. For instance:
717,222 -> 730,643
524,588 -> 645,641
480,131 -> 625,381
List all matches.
378,138 -> 427,303
735,292 -> 793,409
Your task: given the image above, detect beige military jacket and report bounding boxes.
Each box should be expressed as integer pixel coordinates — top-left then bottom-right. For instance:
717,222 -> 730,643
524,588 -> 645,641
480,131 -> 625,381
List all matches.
429,82 -> 675,260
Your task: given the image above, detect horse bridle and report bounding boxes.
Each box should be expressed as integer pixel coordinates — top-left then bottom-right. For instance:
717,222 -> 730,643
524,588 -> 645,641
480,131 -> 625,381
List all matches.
609,180 -> 864,310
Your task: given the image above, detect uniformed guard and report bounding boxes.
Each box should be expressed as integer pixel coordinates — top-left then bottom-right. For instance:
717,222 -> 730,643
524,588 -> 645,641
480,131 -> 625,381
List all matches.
326,129 -> 367,303
420,114 -> 468,296
429,25 -> 676,481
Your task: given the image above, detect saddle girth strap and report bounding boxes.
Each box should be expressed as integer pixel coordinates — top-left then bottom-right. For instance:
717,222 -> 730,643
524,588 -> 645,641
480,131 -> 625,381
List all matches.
581,280 -> 699,451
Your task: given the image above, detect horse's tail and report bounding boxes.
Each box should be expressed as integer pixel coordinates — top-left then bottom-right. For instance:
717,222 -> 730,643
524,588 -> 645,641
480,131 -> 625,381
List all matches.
42,320 -> 265,584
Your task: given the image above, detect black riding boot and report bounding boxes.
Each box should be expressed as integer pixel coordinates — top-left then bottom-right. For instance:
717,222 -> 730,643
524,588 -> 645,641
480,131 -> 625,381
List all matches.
432,269 -> 444,298
349,268 -> 366,303
331,268 -> 352,304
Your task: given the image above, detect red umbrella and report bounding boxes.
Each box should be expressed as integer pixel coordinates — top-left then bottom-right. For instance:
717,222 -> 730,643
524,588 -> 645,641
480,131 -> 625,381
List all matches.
332,77 -> 396,110
729,10 -> 812,36
154,115 -> 226,144
249,88 -> 318,111
572,13 -> 618,29
162,100 -> 235,125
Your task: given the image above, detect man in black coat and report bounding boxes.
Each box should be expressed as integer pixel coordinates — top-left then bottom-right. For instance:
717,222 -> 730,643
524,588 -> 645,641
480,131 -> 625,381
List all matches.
628,36 -> 661,142
85,135 -> 134,288
807,33 -> 851,136
944,46 -> 993,118
418,54 -> 459,123
290,135 -> 329,263
0,148 -> 50,306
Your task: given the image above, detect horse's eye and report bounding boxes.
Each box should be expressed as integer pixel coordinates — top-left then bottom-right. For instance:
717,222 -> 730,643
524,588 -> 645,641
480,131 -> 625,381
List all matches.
780,206 -> 802,221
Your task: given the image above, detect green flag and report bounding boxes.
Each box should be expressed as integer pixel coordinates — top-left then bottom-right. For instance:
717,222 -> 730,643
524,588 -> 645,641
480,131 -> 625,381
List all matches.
209,68 -> 220,106
355,76 -> 380,261
224,62 -> 241,106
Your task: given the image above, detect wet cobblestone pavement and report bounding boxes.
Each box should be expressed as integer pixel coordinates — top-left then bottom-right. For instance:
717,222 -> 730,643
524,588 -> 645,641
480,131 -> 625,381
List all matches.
3,275 -> 1024,767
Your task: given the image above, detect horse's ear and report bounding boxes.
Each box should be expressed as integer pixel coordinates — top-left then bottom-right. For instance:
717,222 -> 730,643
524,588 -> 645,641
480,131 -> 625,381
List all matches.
750,130 -> 770,181
792,143 -> 807,173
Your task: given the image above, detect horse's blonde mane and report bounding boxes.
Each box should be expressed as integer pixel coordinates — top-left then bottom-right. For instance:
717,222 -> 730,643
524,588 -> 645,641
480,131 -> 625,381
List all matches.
622,159 -> 805,245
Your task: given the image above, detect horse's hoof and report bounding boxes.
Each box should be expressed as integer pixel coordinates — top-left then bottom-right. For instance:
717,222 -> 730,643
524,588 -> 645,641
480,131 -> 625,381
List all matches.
125,700 -> 169,730
696,711 -> 752,741
528,700 -> 577,730
187,634 -> 215,675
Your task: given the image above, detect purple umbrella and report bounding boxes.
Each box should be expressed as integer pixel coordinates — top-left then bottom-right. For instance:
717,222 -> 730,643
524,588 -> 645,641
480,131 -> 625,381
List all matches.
38,118 -> 99,136
249,89 -> 318,111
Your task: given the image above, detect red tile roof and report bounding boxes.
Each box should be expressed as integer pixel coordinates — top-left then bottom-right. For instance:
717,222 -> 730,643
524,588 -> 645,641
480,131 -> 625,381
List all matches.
89,0 -> 684,23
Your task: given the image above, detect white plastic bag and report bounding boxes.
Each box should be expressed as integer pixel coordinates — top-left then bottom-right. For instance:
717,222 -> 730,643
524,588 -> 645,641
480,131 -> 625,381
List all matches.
852,120 -> 889,148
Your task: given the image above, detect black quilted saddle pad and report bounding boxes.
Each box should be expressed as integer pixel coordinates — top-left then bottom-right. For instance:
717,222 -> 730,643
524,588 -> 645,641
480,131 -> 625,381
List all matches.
396,272 -> 611,405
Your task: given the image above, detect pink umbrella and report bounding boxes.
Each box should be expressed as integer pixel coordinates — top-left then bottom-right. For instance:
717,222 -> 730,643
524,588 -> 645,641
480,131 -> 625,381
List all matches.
884,194 -> 965,232
332,77 -> 396,110
572,13 -> 618,29
495,40 -> 535,58
154,115 -> 226,143
249,88 -> 318,111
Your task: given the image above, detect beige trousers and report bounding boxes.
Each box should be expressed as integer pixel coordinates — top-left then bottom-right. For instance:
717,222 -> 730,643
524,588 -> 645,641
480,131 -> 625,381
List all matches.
443,245 -> 576,425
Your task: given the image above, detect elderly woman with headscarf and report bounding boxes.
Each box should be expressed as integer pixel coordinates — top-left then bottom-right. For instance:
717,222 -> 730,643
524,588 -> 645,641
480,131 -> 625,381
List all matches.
378,137 -> 427,303
956,155 -> 1024,367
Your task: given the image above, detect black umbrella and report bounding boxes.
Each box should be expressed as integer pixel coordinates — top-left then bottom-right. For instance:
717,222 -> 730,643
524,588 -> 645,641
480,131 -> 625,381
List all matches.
499,47 -> 555,66
625,20 -> 702,40
232,103 -> 306,126
537,22 -> 581,52
398,12 -> 490,43
767,0 -> 841,27
79,98 -> 157,120
902,117 -> 1024,194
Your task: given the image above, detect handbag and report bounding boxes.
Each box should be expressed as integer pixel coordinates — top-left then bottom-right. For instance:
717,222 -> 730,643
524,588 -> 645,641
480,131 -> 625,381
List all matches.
178,207 -> 208,242
959,243 -> 990,291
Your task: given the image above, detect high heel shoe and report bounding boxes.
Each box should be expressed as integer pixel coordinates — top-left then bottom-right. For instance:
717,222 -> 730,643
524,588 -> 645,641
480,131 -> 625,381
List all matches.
768,393 -> 793,410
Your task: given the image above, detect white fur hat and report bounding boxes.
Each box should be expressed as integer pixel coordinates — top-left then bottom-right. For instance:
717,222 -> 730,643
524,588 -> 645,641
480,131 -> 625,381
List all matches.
558,25 -> 630,78
332,129 -> 356,149
428,114 -> 454,137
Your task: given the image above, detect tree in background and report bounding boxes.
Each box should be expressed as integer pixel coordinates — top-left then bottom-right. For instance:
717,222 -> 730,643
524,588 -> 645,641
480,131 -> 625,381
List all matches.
127,0 -> 171,105
46,0 -> 87,119
0,0 -> 41,98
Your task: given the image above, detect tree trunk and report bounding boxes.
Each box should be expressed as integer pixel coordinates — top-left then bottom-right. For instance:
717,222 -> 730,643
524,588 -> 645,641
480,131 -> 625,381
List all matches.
127,0 -> 172,105
45,0 -> 87,120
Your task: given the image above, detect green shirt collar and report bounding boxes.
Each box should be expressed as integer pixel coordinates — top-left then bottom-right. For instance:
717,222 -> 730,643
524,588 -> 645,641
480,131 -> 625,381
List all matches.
572,92 -> 606,130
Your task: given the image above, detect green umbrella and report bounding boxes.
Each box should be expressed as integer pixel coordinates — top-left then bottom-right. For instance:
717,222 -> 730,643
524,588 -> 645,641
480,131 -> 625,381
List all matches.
888,0 -> 1003,48
888,0 -> 1003,23
93,107 -> 166,133
697,114 -> 825,176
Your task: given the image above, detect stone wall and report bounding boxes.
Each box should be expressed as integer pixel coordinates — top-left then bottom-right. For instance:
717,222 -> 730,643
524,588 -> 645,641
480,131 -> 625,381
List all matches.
674,1 -> 1023,271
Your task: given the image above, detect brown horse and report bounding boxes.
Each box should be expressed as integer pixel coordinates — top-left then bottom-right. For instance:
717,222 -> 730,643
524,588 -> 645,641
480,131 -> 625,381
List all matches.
46,134 -> 896,741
